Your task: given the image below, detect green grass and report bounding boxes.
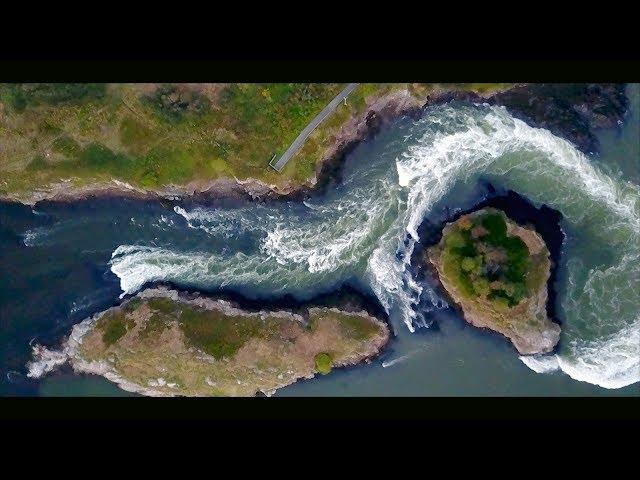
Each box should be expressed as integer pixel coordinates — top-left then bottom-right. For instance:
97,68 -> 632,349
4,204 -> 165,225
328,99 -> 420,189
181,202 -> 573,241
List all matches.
335,312 -> 380,340
122,297 -> 142,313
118,116 -> 153,152
147,297 -> 179,315
0,83 -> 517,199
179,307 -> 263,360
26,155 -> 47,172
440,210 -> 531,306
52,135 -> 82,159
314,352 -> 333,375
0,83 -> 107,112
97,311 -> 134,346
139,312 -> 171,339
142,84 -> 211,123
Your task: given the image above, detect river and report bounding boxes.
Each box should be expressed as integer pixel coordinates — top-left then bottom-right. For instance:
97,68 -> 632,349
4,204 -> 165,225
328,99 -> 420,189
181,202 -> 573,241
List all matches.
1,85 -> 638,396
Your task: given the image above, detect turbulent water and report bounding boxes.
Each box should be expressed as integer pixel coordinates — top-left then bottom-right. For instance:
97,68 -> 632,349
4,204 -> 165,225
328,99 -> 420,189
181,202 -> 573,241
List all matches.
6,91 -> 640,393
102,102 -> 640,389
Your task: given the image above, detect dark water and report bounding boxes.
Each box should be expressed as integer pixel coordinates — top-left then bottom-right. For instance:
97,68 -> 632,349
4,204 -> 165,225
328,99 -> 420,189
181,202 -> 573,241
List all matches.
1,85 -> 639,396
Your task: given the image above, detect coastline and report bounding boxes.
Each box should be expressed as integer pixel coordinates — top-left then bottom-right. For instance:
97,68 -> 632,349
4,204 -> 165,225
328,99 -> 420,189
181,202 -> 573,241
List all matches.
0,86 -> 433,206
28,285 -> 391,397
425,207 -> 560,355
410,188 -> 566,353
7,84 -> 636,396
1,83 -> 627,207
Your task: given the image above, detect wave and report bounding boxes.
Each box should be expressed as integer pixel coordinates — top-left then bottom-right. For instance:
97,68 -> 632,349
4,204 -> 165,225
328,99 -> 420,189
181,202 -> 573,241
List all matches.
382,348 -> 426,368
385,104 -> 639,387
26,344 -> 68,378
107,103 -> 639,389
519,355 -> 560,374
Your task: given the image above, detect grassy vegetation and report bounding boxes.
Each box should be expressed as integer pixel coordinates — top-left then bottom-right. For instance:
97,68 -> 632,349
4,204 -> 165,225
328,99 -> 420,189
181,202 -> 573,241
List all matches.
122,297 -> 142,313
0,83 -> 106,112
147,297 -> 179,315
0,83 -> 516,199
179,307 -> 264,360
97,310 -> 135,346
440,210 -> 531,307
333,311 -> 380,340
140,312 -> 171,339
142,84 -> 211,123
314,352 -> 333,375
76,293 -> 389,396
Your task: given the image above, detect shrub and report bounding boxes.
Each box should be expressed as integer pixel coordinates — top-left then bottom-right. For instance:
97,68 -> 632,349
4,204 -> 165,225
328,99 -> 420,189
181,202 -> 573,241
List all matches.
144,84 -> 211,123
179,308 -> 261,360
2,83 -> 106,112
52,136 -> 82,159
98,312 -> 133,346
440,210 -> 533,306
314,352 -> 333,375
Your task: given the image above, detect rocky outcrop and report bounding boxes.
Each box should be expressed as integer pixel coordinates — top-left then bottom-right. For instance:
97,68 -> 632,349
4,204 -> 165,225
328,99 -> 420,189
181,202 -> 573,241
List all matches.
491,83 -> 628,154
426,208 -> 561,355
27,287 -> 390,396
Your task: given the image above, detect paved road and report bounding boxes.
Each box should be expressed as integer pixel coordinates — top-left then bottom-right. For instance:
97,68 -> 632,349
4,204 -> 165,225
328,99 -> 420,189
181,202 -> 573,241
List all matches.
270,83 -> 359,172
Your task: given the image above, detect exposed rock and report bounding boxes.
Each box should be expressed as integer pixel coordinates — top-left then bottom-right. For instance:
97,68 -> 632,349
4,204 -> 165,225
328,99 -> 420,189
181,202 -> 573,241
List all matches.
426,208 -> 561,354
490,83 -> 628,154
27,287 -> 390,396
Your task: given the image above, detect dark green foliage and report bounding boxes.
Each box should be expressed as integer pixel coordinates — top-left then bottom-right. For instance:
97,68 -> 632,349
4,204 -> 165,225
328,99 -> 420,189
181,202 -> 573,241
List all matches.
122,297 -> 142,313
52,136 -> 82,159
38,121 -> 62,135
98,312 -> 134,346
481,212 -> 507,245
26,155 -> 47,171
179,308 -> 261,360
79,143 -> 132,174
143,84 -> 211,123
1,83 -> 106,112
140,312 -> 171,339
503,236 -> 529,283
147,297 -> 179,315
441,210 -> 532,306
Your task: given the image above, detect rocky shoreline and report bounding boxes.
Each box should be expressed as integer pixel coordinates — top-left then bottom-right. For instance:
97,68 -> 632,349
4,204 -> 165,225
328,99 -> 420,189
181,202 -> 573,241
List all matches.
5,83 -> 628,207
426,208 -> 561,355
27,286 -> 391,397
411,188 -> 566,328
410,189 -> 566,354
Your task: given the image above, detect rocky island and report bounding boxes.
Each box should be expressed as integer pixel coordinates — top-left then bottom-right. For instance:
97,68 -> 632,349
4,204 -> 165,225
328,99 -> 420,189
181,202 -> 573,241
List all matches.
28,287 -> 389,396
427,208 -> 560,354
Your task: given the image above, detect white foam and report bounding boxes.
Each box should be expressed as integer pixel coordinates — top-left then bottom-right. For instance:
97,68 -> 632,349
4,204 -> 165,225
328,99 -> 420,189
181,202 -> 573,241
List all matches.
22,227 -> 49,247
26,344 -> 68,378
382,348 -> 426,368
556,319 -> 640,389
105,103 -> 640,390
519,355 -> 560,373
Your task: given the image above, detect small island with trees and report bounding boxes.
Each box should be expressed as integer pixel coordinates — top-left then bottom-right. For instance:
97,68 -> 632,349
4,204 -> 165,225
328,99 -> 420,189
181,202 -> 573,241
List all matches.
427,208 -> 560,355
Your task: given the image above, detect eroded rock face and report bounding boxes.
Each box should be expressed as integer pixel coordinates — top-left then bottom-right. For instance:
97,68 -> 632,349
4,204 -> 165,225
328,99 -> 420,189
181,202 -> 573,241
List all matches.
490,83 -> 628,154
427,208 -> 560,355
28,287 -> 389,396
